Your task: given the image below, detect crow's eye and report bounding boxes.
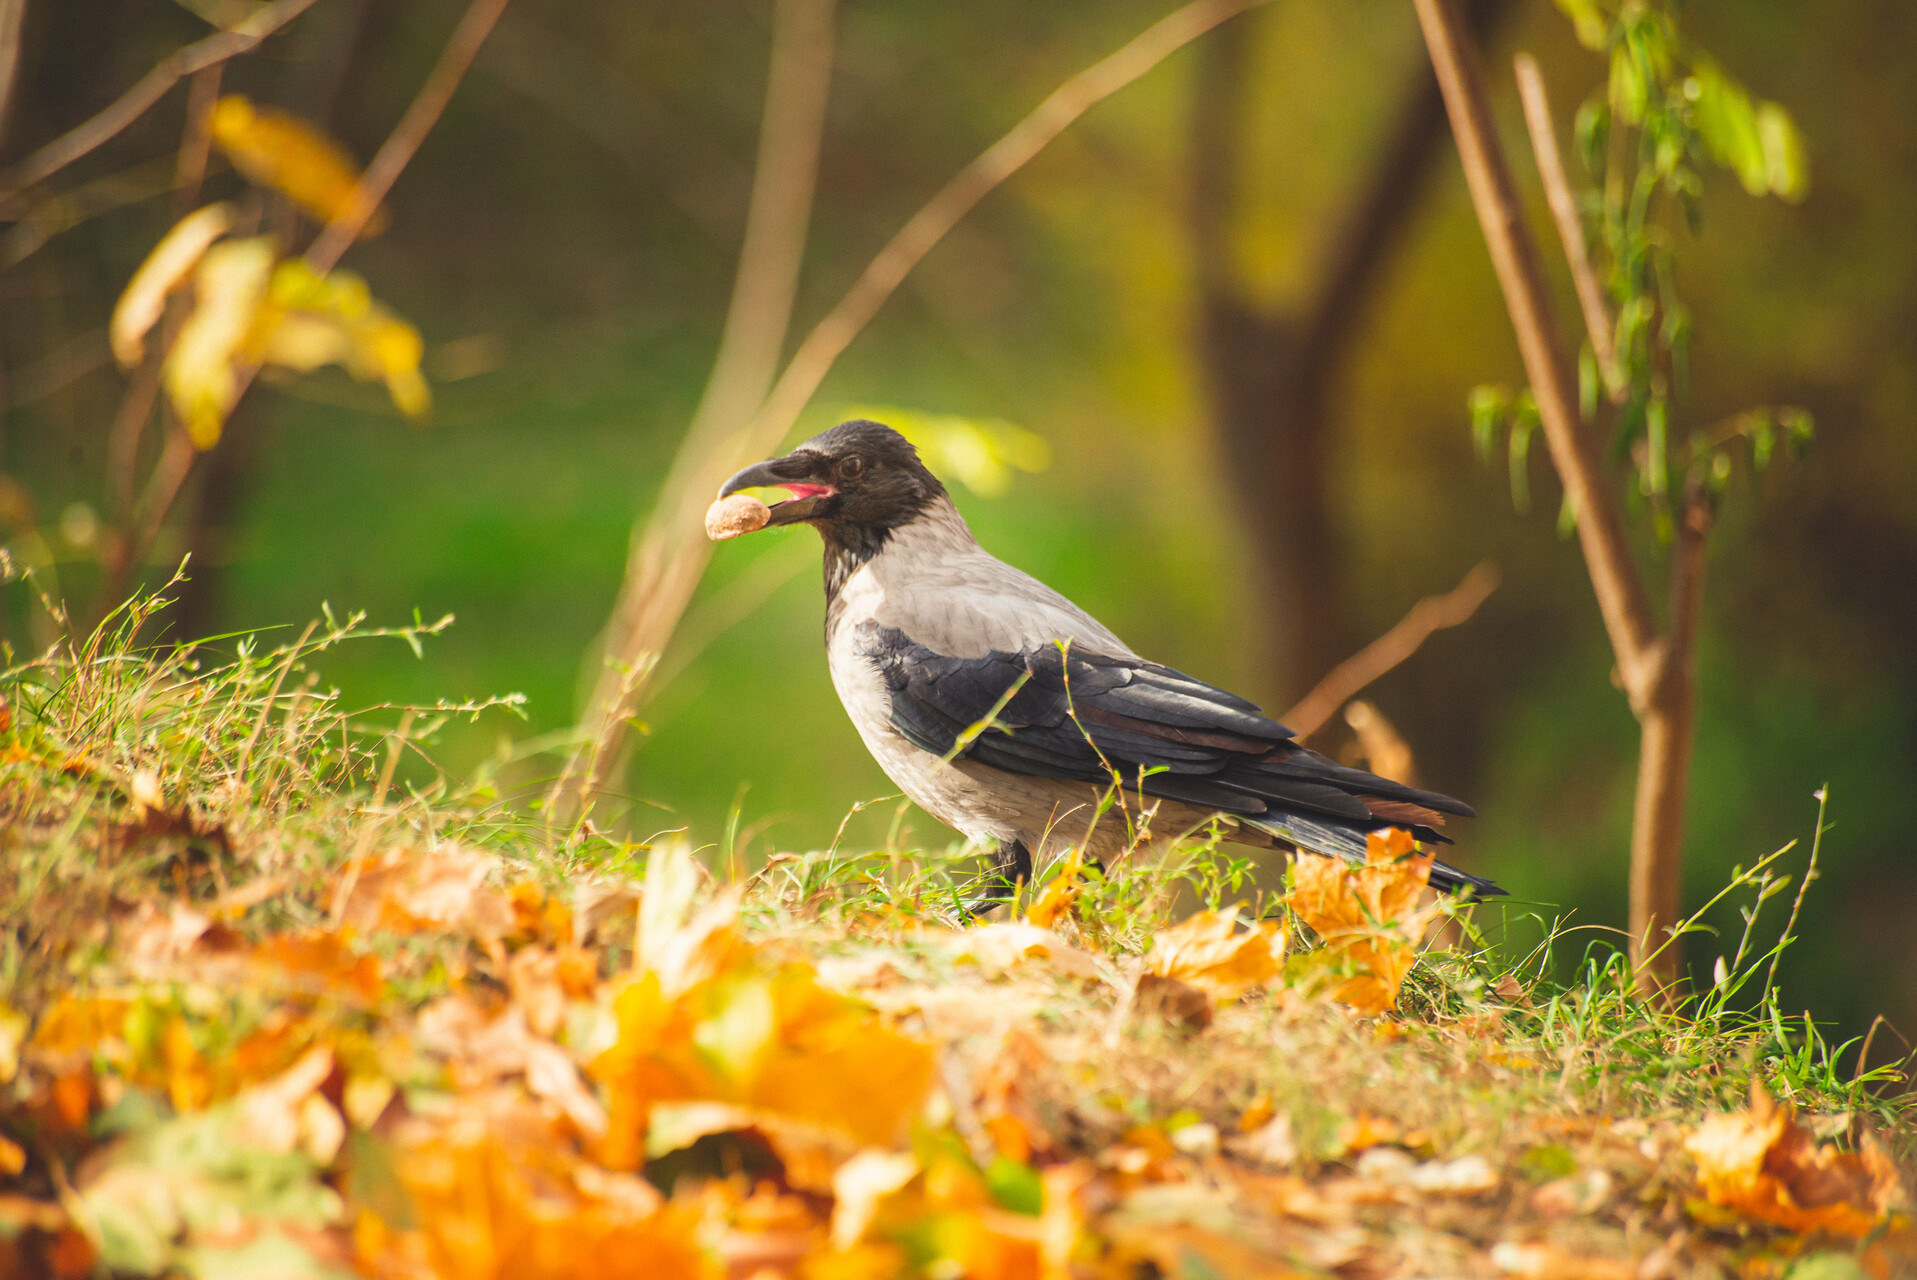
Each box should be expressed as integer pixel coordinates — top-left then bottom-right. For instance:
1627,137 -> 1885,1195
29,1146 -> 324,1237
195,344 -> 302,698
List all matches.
839,456 -> 865,480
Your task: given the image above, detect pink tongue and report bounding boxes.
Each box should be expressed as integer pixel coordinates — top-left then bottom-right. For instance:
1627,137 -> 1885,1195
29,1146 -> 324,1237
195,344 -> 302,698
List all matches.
780,483 -> 833,501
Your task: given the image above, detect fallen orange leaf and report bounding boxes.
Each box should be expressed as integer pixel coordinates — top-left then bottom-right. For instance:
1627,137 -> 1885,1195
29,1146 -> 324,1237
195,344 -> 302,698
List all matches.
1145,906 -> 1283,1002
1284,828 -> 1441,1015
1025,850 -> 1083,929
338,845 -> 514,944
360,1093 -> 712,1280
591,892 -> 935,1167
1685,1081 -> 1908,1239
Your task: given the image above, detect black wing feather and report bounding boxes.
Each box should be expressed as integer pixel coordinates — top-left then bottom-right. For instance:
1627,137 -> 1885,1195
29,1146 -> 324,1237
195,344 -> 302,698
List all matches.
859,621 -> 1479,841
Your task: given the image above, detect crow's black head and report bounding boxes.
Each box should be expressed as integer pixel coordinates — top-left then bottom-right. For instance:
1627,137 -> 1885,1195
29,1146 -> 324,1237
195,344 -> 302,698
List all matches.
718,420 -> 947,544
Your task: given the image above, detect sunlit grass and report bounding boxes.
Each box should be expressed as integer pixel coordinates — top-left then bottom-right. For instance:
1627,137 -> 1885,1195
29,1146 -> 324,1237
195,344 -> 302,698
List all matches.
3,585 -> 1909,1184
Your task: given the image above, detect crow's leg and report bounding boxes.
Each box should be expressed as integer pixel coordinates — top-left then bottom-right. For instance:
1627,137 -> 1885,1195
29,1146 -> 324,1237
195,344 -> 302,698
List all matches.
961,838 -> 1032,918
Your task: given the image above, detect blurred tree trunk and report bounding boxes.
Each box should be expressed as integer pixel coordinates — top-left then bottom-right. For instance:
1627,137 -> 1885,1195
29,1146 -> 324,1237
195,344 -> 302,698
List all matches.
1186,0 -> 1507,706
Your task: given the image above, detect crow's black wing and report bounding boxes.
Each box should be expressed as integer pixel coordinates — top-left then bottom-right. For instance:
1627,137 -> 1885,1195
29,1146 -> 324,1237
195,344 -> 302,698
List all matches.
858,621 -> 1476,835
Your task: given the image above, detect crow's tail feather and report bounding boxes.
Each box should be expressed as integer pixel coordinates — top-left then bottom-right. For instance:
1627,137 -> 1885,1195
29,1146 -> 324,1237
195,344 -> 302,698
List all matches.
1244,813 -> 1507,901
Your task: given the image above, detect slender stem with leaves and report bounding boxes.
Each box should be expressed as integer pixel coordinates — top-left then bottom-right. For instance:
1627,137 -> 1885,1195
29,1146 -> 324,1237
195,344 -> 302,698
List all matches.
1414,0 -> 1812,994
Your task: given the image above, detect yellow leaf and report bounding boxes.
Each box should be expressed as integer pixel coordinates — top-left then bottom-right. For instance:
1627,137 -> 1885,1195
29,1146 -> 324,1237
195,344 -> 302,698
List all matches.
162,1016 -> 213,1114
0,1000 -> 27,1084
590,893 -> 935,1161
164,235 -> 275,448
210,96 -> 387,233
247,259 -> 432,420
1684,1081 -> 1908,1238
942,922 -> 1102,980
110,202 -> 234,367
745,965 -> 937,1148
1145,906 -> 1283,1002
251,309 -> 352,372
1284,828 -> 1441,1016
1024,850 -> 1083,929
845,405 -> 1051,496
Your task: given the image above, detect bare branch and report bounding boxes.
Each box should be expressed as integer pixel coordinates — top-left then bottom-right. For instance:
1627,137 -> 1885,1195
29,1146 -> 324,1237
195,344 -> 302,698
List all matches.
1282,561 -> 1499,739
1,329 -> 110,409
1418,1 -> 1713,994
1344,700 -> 1416,786
101,71 -> 223,531
1626,483 -> 1710,987
556,0 -> 838,817
305,0 -> 511,271
0,0 -> 327,207
172,65 -> 223,217
1411,0 -> 1658,697
1513,52 -> 1621,402
750,0 -> 1266,458
562,0 -> 1269,816
99,0 -> 509,614
0,0 -> 27,148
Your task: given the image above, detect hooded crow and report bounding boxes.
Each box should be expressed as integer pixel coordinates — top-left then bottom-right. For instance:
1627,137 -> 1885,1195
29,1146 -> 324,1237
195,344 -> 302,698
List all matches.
715,419 -> 1502,903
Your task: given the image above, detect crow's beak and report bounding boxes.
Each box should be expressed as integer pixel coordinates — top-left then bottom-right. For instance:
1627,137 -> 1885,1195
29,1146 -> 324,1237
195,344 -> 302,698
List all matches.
719,452 -> 836,527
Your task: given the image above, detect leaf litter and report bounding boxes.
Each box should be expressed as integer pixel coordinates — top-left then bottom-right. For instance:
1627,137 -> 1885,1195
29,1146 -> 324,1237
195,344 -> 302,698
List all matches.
0,616 -> 1912,1280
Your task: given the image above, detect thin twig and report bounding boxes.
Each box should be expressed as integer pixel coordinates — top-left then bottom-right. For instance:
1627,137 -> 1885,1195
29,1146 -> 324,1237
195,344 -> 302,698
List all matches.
1282,560 -> 1499,738
305,0 -> 511,271
1412,0 -> 1658,695
1665,484 -> 1711,689
172,64 -> 224,218
0,0 -> 327,207
748,0 -> 1265,459
1762,785 -> 1826,1006
1513,52 -> 1622,402
106,71 -> 222,531
103,0 -> 508,612
0,0 -> 27,148
556,0 -> 839,818
565,0 -> 1270,814
330,707 -> 415,925
236,620 -> 317,782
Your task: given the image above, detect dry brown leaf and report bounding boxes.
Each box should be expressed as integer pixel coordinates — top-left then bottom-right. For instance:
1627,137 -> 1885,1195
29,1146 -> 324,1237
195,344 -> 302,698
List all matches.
1684,1080 -> 1908,1238
236,1043 -> 336,1157
338,845 -> 514,943
1285,828 -> 1442,1015
1489,1240 -> 1634,1279
1407,1154 -> 1500,1196
1226,1114 -> 1299,1169
416,996 -> 608,1139
117,900 -> 213,971
1129,972 -> 1213,1032
1145,906 -> 1283,1002
944,922 -> 1103,980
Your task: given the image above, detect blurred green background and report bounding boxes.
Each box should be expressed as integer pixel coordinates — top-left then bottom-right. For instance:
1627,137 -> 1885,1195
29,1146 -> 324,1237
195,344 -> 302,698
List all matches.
3,0 -> 1912,1051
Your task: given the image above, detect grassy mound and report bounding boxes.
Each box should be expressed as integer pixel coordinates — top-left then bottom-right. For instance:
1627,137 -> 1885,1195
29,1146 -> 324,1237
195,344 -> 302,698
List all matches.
1,600 -> 1910,1279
